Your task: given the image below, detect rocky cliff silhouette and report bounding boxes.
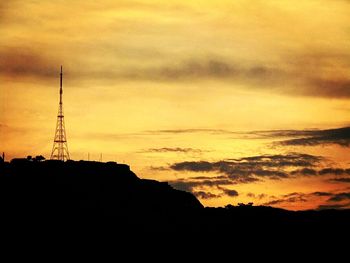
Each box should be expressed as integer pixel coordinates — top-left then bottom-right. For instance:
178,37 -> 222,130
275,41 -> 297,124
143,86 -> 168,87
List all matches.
1,158 -> 350,235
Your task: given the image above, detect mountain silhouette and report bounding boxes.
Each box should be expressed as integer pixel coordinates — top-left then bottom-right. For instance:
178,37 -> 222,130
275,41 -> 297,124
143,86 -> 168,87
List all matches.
1,158 -> 350,236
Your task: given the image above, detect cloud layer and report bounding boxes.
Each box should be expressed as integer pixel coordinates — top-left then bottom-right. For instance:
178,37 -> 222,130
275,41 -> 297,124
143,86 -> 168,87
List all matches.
1,0 -> 350,98
168,153 -> 350,201
170,153 -> 323,183
248,127 -> 350,147
264,191 -> 350,210
143,147 -> 203,153
278,127 -> 350,147
0,47 -> 58,79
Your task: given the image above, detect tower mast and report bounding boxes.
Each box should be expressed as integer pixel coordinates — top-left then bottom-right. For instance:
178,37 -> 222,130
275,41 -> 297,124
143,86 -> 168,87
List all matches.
50,66 -> 70,161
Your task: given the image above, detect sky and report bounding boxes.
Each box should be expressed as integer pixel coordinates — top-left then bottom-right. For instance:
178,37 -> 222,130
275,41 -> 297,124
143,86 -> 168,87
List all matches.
1,0 -> 350,210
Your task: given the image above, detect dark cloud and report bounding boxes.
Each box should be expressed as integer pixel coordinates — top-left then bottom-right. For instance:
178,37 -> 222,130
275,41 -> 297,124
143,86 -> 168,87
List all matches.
290,168 -> 317,176
264,195 -> 308,206
151,59 -> 285,85
265,191 -> 350,209
134,52 -> 350,98
0,56 -> 276,87
193,191 -> 220,199
246,193 -> 267,199
312,192 -> 333,197
145,129 -> 234,135
168,153 -> 338,200
282,192 -> 301,198
0,47 -> 58,79
144,147 -> 203,153
138,58 -> 308,96
169,180 -> 194,192
318,191 -> 350,209
139,55 -> 350,98
319,168 -> 350,175
149,166 -> 169,171
228,153 -> 322,167
251,129 -> 319,138
169,153 -> 350,198
285,51 -> 350,98
327,192 -> 350,202
264,199 -> 284,206
278,167 -> 350,177
169,149 -> 350,207
169,176 -> 233,192
309,78 -> 350,98
221,188 -> 239,197
230,177 -> 260,184
317,203 -> 350,210
1,0 -> 349,100
329,178 -> 350,183
3,45 -> 349,98
171,161 -> 214,172
168,175 -> 239,199
264,191 -> 334,206
278,127 -> 350,147
170,153 -> 322,183
251,169 -> 288,179
87,127 -> 350,151
157,59 -> 238,80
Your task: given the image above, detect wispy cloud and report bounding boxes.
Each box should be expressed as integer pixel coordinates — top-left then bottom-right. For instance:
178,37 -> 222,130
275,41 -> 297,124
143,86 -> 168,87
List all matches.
264,192 -> 329,206
193,191 -> 221,200
246,193 -> 267,199
84,127 -> 350,147
149,166 -> 170,171
170,176 -> 233,192
264,193 -> 308,206
263,191 -> 350,210
170,177 -> 238,200
328,192 -> 350,202
144,128 -> 236,135
277,127 -> 350,147
249,127 -> 350,147
142,147 -> 204,154
330,178 -> 350,183
317,203 -> 350,210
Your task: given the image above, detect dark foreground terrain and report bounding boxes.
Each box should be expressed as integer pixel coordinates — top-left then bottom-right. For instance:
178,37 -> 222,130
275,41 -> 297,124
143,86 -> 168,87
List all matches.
1,158 -> 349,237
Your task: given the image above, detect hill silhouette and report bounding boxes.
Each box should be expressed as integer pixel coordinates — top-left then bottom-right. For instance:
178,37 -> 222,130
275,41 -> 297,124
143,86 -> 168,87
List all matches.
1,158 -> 350,236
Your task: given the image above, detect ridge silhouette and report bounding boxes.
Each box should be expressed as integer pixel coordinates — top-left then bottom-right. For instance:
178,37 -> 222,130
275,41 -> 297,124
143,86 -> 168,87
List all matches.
1,157 -> 350,235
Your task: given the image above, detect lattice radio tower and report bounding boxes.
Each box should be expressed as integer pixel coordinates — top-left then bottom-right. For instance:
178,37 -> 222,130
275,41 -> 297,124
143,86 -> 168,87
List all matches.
50,66 -> 70,161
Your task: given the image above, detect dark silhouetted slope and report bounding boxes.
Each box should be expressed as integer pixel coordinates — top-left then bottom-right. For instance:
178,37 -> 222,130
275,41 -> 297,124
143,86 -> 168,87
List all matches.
0,159 -> 202,219
0,158 -> 349,236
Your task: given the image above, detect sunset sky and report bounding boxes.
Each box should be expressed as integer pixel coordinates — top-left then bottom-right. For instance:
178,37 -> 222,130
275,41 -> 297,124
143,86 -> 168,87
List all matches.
1,0 -> 350,210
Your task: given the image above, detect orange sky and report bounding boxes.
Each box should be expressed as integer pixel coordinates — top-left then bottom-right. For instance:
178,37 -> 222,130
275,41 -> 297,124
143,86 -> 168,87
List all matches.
1,0 -> 350,210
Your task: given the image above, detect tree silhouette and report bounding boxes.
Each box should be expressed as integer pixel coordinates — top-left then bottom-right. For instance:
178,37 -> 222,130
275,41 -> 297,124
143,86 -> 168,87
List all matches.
34,155 -> 45,162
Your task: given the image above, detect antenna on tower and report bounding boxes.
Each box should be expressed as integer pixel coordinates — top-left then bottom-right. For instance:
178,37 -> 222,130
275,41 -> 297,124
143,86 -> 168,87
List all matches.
50,65 -> 70,161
